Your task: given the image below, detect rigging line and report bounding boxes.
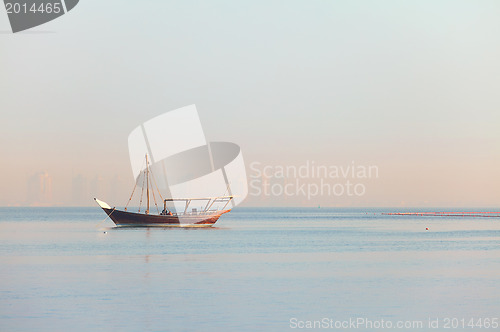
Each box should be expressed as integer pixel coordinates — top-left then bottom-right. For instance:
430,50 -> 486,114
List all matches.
95,207 -> 115,228
126,157 -> 146,211
138,168 -> 146,212
125,182 -> 137,211
221,182 -> 231,197
149,165 -> 164,202
146,154 -> 150,214
149,170 -> 160,214
151,185 -> 160,214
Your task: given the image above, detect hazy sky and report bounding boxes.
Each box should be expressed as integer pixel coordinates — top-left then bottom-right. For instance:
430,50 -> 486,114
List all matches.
1,0 -> 499,207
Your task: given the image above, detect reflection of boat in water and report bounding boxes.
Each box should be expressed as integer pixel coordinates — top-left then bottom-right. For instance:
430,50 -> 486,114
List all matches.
95,155 -> 233,227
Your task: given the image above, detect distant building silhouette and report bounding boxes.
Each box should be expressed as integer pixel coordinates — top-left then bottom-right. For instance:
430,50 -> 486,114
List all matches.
90,175 -> 105,202
26,171 -> 52,206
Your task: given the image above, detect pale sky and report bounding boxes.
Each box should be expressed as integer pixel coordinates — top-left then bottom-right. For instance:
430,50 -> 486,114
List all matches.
1,0 -> 499,207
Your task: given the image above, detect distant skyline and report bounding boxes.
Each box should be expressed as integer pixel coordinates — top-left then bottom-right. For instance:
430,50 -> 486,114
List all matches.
1,1 -> 499,207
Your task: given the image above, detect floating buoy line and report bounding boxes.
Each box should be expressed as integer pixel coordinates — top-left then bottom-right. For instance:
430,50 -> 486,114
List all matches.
382,211 -> 500,218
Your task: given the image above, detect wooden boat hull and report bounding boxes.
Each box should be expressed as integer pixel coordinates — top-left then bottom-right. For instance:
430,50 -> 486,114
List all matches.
100,207 -> 230,227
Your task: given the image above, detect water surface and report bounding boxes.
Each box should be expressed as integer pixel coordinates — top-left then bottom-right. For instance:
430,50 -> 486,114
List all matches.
1,207 -> 499,331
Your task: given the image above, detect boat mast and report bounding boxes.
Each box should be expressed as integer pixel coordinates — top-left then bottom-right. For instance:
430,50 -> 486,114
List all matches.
146,154 -> 150,214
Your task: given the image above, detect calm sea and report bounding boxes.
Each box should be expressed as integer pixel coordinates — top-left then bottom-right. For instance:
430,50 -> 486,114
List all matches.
1,207 -> 499,332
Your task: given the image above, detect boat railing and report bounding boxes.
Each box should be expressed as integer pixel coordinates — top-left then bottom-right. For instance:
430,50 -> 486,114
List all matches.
163,196 -> 233,216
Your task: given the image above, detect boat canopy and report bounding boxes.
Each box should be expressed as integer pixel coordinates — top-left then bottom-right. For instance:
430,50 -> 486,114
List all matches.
164,196 -> 233,215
